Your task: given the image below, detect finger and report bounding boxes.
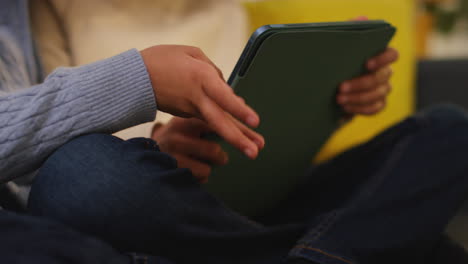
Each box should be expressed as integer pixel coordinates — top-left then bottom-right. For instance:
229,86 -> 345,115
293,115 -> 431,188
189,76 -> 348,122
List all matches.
187,47 -> 225,80
186,111 -> 264,150
151,122 -> 164,139
198,96 -> 259,159
201,59 -> 225,81
367,47 -> 399,71
229,115 -> 265,149
177,117 -> 213,135
338,84 -> 390,105
340,74 -> 379,94
343,100 -> 386,116
201,68 -> 260,128
171,134 -> 228,166
375,66 -> 393,84
173,154 -> 211,183
340,67 -> 392,97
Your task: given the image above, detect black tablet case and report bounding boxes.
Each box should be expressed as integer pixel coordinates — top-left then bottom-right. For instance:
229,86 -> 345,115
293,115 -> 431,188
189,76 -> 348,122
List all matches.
203,21 -> 396,217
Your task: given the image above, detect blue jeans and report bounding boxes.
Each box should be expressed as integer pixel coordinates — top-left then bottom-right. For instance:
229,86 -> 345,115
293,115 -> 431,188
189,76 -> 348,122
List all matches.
26,105 -> 468,264
0,210 -> 131,264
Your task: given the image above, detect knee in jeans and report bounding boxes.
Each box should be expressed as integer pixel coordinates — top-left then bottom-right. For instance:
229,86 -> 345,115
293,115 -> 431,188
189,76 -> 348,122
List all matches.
28,133 -> 180,221
419,104 -> 468,128
28,134 -> 124,209
29,134 -> 200,247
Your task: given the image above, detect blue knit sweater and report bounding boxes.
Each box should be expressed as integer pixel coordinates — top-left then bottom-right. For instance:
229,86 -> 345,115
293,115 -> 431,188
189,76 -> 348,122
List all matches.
0,0 -> 158,183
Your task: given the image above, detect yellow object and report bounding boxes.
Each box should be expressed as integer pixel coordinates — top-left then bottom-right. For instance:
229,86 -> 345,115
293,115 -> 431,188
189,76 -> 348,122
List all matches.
243,0 -> 417,163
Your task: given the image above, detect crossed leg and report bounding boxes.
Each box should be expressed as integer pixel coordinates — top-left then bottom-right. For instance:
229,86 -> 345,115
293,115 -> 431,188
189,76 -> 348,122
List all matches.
29,105 -> 468,264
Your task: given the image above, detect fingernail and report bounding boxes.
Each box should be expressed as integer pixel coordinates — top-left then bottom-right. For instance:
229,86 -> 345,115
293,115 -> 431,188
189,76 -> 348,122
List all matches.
254,138 -> 264,149
341,83 -> 351,93
244,148 -> 257,159
246,116 -> 258,127
376,67 -> 391,82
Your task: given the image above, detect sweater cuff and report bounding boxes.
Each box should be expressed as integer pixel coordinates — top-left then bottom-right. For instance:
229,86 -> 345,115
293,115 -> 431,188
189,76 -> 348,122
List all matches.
72,49 -> 157,134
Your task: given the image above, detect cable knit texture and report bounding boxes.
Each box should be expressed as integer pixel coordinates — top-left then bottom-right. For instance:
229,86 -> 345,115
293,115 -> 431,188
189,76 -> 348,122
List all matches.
0,49 -> 157,183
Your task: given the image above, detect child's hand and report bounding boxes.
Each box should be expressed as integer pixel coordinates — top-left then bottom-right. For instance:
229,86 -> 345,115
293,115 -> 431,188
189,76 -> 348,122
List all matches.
151,117 -> 264,183
337,47 -> 399,116
141,45 -> 262,159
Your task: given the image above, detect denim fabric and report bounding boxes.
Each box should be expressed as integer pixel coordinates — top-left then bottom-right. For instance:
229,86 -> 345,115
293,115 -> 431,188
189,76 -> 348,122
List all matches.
29,134 -> 304,264
281,104 -> 468,264
0,210 -> 130,264
29,105 -> 468,264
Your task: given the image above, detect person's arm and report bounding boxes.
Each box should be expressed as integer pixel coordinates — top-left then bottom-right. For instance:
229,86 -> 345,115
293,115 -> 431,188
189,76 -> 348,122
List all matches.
1,45 -> 264,183
0,49 -> 156,183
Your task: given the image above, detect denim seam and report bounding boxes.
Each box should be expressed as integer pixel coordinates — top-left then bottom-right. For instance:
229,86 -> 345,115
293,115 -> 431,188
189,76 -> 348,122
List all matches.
301,211 -> 338,243
291,123 -> 418,263
128,253 -> 149,264
294,246 -> 355,264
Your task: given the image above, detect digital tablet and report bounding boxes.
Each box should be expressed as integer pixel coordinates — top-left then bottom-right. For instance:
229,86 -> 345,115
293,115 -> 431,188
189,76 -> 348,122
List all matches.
203,20 -> 396,217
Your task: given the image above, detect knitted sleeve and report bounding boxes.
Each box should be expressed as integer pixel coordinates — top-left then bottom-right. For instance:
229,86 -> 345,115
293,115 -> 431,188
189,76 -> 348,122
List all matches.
0,49 -> 157,182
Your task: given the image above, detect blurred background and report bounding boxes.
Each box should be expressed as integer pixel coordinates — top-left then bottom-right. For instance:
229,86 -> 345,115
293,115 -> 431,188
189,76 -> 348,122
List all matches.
32,0 -> 468,157
31,0 -> 468,153
417,0 -> 468,58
